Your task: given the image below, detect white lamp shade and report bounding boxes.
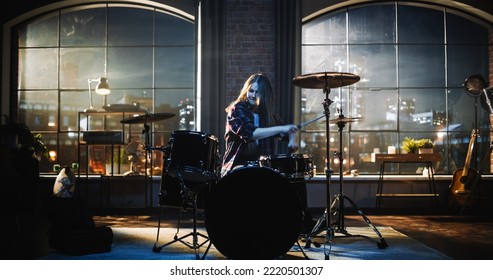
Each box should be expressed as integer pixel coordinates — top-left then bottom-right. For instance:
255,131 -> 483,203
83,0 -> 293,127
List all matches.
95,77 -> 111,95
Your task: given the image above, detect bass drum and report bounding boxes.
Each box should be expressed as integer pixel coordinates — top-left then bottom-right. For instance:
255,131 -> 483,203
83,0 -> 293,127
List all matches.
205,166 -> 303,260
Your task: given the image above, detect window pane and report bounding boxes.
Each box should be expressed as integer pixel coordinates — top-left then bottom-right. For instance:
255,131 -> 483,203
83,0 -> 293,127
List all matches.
398,5 -> 444,44
57,132 -> 79,167
155,47 -> 195,88
447,88 -> 480,132
299,131 -> 329,175
398,45 -> 445,87
301,45 -> 348,74
60,90 -> 94,131
447,45 -> 489,88
108,47 -> 153,88
350,45 -> 397,88
18,49 -> 59,89
156,13 -> 194,45
348,4 -> 396,44
326,131 -> 351,174
60,7 -> 106,47
60,47 -> 106,89
399,89 -> 446,131
108,7 -> 154,46
350,89 -> 398,130
301,88 -> 346,132
105,89 -> 152,113
154,88 -> 195,132
18,12 -> 59,47
18,90 -> 58,131
350,132 -> 399,174
302,10 -> 346,44
447,13 -> 489,44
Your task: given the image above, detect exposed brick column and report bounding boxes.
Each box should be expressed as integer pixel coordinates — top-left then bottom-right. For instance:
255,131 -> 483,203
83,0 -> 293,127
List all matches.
489,28 -> 493,172
224,0 -> 276,103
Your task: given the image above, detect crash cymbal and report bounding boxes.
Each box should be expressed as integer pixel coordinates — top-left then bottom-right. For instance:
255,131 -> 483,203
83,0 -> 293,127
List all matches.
120,112 -> 175,124
292,72 -> 360,89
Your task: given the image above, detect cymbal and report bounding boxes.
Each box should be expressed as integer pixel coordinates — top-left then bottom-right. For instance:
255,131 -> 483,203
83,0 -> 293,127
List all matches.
120,113 -> 175,124
292,72 -> 360,89
329,117 -> 362,124
321,116 -> 362,124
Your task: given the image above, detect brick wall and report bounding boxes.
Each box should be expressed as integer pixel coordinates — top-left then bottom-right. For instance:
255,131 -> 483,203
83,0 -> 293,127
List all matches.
485,28 -> 493,172
490,29 -> 493,87
224,0 -> 276,103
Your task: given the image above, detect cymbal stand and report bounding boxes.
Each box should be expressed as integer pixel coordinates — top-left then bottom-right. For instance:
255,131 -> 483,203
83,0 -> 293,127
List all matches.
152,146 -> 211,260
330,113 -> 388,249
142,120 -> 151,173
302,76 -> 335,260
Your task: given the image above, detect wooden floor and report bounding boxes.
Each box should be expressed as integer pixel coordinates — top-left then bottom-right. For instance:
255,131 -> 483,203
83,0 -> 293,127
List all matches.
92,206 -> 493,260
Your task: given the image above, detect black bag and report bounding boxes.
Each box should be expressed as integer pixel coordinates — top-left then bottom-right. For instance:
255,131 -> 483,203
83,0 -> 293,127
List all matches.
45,197 -> 113,255
48,226 -> 113,255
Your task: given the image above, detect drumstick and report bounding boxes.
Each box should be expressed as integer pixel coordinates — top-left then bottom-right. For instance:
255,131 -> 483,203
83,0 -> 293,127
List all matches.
297,114 -> 325,129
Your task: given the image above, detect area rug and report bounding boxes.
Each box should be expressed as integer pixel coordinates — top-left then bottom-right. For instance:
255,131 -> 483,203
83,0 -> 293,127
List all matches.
40,226 -> 451,260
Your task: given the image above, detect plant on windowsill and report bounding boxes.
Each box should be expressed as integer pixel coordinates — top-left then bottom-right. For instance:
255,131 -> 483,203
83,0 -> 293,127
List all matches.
401,137 -> 434,154
417,138 -> 434,154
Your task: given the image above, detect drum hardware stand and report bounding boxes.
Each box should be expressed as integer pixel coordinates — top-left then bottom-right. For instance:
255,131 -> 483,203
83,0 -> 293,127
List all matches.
320,113 -> 388,249
120,113 -> 176,206
291,240 -> 310,259
152,149 -> 212,260
300,75 -> 335,259
292,72 -> 366,258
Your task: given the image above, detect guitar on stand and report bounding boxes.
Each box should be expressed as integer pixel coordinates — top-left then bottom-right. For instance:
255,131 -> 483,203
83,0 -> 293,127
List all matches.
448,129 -> 481,210
455,74 -> 493,213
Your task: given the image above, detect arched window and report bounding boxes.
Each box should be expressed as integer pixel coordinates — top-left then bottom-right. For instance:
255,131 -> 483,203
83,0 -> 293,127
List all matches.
300,2 -> 490,175
13,2 -> 195,173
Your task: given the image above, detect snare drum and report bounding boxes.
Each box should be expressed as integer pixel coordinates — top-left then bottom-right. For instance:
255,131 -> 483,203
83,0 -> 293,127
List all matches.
165,130 -> 219,182
259,154 -> 313,178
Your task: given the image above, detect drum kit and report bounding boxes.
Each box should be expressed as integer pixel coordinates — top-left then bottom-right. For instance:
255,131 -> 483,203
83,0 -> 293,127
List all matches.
118,71 -> 387,260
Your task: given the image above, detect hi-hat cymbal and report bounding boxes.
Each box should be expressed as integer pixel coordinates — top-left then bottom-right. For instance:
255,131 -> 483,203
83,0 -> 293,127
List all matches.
321,116 -> 362,124
329,116 -> 362,124
292,72 -> 360,89
120,112 -> 175,124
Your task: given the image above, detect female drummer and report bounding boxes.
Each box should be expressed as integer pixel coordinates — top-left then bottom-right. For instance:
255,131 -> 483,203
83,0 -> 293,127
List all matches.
220,73 -> 298,177
220,73 -> 317,234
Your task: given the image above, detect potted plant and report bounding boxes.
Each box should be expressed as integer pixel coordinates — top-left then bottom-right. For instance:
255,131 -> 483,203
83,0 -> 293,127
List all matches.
1,115 -> 48,160
416,138 -> 434,154
401,137 -> 419,154
401,137 -> 434,154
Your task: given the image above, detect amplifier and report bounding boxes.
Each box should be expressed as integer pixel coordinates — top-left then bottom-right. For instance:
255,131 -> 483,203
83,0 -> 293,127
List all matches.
82,131 -> 123,144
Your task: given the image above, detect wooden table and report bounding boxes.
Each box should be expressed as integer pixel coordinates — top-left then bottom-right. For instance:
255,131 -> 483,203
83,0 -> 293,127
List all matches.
375,153 -> 442,208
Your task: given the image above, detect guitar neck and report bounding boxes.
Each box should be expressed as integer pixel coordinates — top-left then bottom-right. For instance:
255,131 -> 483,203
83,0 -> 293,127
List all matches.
462,129 -> 478,177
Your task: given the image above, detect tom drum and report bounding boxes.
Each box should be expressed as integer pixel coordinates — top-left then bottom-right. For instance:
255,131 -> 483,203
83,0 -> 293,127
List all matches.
165,130 -> 219,182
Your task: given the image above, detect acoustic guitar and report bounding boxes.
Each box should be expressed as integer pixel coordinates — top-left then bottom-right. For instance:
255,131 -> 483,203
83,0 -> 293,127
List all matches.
448,129 -> 481,207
